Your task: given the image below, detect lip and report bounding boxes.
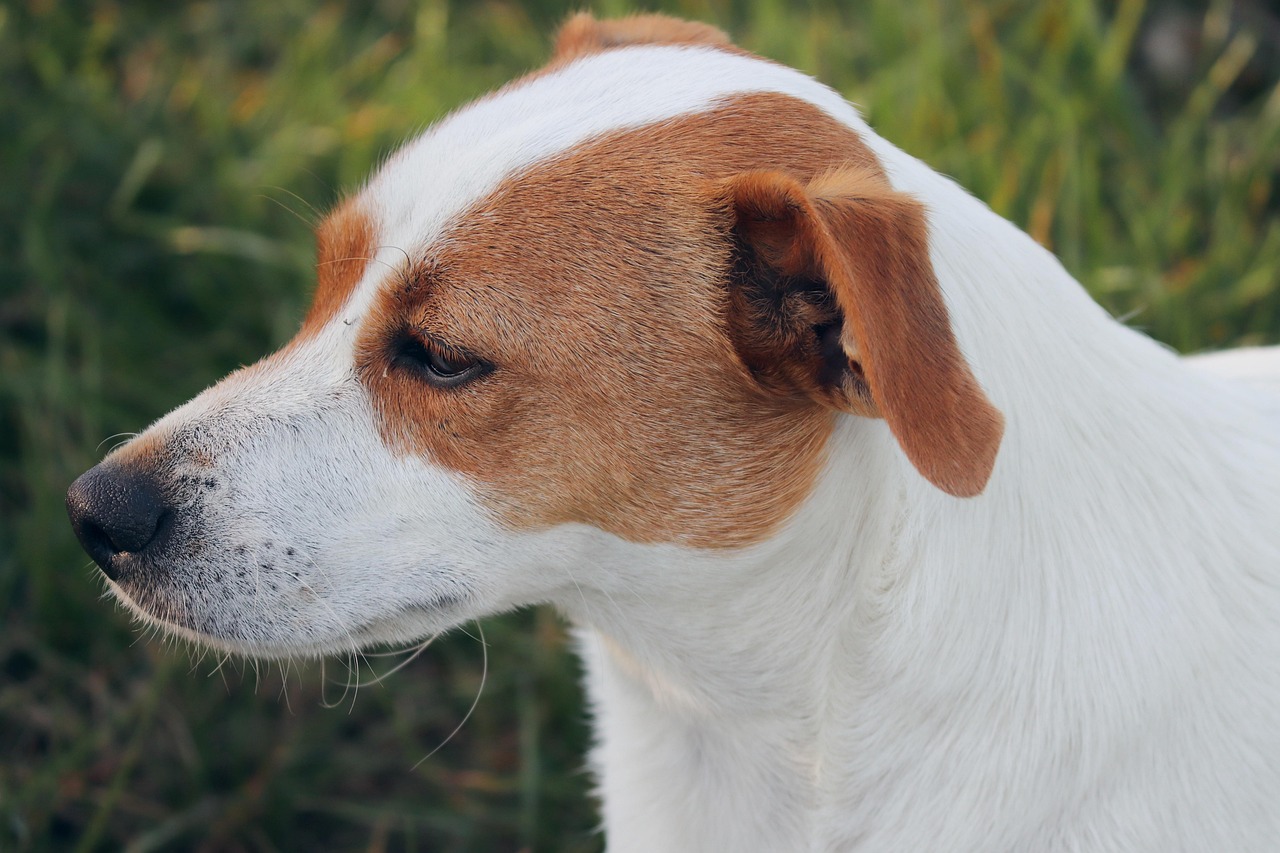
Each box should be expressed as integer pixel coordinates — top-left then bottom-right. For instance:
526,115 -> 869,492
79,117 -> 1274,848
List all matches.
107,570 -> 471,658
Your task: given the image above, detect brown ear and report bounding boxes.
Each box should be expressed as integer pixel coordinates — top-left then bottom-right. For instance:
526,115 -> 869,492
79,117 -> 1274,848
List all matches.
721,167 -> 1004,497
553,13 -> 732,63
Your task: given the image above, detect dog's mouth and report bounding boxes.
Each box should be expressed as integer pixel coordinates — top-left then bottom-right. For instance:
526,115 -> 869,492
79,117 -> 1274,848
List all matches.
69,430 -> 491,661
103,569 -> 471,660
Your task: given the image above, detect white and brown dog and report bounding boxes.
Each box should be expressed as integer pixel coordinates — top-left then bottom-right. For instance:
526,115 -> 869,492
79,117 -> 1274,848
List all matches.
67,15 -> 1280,852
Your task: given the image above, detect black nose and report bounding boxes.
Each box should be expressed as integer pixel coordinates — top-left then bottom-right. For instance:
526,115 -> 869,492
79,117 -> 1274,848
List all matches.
66,463 -> 171,580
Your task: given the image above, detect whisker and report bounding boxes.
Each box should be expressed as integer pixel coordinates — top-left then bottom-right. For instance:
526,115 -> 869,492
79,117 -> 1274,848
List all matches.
210,652 -> 233,692
411,621 -> 487,771
316,254 -> 402,277
348,650 -> 362,715
258,186 -> 322,226
278,658 -> 295,714
377,243 -> 412,269
358,635 -> 437,688
96,432 -> 138,452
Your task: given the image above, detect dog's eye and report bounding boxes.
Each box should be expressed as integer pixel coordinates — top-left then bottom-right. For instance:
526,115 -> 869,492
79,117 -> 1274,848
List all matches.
392,332 -> 491,388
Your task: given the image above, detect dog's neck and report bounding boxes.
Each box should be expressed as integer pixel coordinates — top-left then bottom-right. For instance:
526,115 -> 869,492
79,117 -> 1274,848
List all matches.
553,132 -> 1279,852
559,417 -> 898,851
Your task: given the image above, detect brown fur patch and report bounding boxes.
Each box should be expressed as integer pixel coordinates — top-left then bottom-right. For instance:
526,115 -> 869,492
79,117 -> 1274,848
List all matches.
353,93 -> 889,548
300,199 -> 374,336
724,168 -> 1004,496
552,12 -> 733,64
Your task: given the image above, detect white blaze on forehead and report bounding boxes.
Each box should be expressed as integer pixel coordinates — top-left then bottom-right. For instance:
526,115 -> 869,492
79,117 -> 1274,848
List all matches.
341,44 -> 872,323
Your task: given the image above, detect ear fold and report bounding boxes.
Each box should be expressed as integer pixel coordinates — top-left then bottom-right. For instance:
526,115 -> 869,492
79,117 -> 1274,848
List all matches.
553,12 -> 732,63
721,167 -> 1004,497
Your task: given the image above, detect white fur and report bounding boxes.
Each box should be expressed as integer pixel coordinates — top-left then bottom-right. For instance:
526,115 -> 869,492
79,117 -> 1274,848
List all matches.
103,44 -> 1280,851
352,44 -> 857,323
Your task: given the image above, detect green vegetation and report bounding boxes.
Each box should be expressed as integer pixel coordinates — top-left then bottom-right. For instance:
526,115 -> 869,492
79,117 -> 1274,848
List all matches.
3,0 -> 1276,849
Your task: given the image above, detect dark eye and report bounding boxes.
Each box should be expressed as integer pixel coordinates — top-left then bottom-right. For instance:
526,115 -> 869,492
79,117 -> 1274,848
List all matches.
392,331 -> 491,389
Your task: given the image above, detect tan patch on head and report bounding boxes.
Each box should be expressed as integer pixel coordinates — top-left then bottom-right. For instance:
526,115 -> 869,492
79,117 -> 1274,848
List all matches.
351,94 -> 868,548
300,198 -> 374,336
552,12 -> 733,64
351,92 -> 1000,548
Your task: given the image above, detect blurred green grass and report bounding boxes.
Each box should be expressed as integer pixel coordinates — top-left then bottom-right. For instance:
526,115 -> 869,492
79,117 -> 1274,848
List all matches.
1,0 -> 1277,849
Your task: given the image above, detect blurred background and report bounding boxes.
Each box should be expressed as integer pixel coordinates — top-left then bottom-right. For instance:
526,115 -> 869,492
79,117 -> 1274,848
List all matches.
2,0 -> 1278,849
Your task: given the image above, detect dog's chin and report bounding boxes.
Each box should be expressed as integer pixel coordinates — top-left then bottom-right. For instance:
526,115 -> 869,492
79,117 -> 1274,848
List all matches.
103,576 -> 469,661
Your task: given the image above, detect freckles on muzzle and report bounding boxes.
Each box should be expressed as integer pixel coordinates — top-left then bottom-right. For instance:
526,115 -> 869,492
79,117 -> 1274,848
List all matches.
65,456 -> 251,635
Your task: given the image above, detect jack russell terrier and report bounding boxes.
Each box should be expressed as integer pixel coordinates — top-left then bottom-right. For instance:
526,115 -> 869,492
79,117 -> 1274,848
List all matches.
67,14 -> 1280,852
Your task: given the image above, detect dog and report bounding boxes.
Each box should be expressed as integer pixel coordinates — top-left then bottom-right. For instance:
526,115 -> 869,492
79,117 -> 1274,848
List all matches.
66,14 -> 1280,851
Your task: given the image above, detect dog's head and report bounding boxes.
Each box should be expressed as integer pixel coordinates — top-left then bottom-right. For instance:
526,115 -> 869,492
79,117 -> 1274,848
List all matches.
66,15 -> 1002,657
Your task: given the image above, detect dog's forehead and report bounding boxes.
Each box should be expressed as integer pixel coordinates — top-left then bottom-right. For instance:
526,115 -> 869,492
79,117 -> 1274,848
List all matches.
368,46 -> 791,243
319,45 -> 862,321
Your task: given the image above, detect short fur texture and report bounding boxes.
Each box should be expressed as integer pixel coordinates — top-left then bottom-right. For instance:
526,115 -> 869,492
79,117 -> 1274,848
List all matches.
68,14 -> 1280,852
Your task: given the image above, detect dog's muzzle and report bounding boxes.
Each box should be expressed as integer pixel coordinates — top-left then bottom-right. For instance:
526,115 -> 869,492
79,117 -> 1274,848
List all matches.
66,462 -> 174,581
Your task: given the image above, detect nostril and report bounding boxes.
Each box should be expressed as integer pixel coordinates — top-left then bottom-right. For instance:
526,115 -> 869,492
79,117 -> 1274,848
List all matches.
78,518 -> 123,577
66,463 -> 173,580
